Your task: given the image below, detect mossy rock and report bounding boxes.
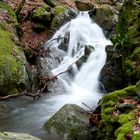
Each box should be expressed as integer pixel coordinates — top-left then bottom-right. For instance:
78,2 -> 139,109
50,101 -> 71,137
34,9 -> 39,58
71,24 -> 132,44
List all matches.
0,2 -> 28,95
31,4 -> 52,24
93,85 -> 140,140
0,28 -> 27,95
0,1 -> 18,25
44,104 -> 92,140
115,119 -> 140,140
54,5 -> 67,15
51,5 -> 68,28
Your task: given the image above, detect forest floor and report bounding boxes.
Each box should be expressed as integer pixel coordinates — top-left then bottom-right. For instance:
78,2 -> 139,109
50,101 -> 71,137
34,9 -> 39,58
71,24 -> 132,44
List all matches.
5,0 -> 97,49
5,0 -> 76,49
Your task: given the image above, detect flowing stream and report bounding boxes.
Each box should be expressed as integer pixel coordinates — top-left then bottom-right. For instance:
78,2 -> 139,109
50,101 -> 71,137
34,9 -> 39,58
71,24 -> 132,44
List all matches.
0,12 -> 112,139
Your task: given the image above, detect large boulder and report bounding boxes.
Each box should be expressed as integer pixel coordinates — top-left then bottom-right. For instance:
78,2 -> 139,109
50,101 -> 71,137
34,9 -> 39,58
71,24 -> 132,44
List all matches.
44,104 -> 92,140
0,2 -> 28,95
0,132 -> 41,140
31,4 -> 53,32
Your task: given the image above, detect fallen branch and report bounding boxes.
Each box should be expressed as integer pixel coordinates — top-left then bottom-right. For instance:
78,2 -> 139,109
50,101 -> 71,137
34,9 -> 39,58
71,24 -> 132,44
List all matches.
0,91 -> 27,101
82,102 -> 94,112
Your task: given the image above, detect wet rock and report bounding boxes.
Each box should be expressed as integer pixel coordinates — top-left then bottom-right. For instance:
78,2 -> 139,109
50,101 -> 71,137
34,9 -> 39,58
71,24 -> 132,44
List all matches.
0,132 -> 41,140
75,0 -> 96,11
94,4 -> 118,38
44,104 -> 92,140
76,45 -> 94,68
31,4 -> 52,24
50,6 -> 77,36
100,45 -> 124,92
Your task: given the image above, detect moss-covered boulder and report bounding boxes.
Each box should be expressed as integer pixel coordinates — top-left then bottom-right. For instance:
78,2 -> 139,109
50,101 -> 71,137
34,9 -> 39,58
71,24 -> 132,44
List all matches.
90,85 -> 140,140
0,132 -> 41,140
50,5 -> 68,29
0,2 -> 28,95
50,5 -> 77,36
31,4 -> 52,24
31,4 -> 53,32
44,104 -> 92,140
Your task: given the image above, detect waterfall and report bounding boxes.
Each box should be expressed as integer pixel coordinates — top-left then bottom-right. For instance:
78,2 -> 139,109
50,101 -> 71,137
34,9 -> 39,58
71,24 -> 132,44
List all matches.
44,12 -> 112,110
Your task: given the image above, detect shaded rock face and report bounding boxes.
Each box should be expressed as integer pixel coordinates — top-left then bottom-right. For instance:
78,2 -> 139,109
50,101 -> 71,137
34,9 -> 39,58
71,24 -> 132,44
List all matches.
0,2 -> 28,95
44,104 -> 93,140
112,0 -> 140,85
100,45 -> 125,92
0,132 -> 41,140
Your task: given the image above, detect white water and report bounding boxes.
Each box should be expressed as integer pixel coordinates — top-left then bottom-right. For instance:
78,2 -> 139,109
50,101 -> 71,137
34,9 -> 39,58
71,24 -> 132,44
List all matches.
45,12 -> 112,110
0,12 -> 112,140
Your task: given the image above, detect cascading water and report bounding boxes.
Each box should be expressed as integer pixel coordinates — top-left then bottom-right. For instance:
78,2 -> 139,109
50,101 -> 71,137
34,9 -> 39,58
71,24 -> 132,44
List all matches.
0,11 -> 112,140
45,12 -> 112,109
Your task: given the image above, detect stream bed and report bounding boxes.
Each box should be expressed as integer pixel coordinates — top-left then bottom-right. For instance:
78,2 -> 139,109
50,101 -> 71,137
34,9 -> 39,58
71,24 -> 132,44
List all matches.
0,95 -> 63,140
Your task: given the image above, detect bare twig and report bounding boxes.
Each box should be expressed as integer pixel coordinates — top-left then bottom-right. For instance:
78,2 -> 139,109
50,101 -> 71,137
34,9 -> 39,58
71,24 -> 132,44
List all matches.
82,103 -> 94,112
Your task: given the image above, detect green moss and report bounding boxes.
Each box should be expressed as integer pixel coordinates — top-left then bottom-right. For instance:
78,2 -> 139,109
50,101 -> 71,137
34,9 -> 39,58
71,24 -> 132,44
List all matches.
0,28 -> 26,95
118,111 -> 136,124
132,133 -> 140,140
93,82 -> 140,140
32,4 -> 52,23
55,5 -> 67,15
0,2 -> 18,25
99,86 -> 135,105
115,120 -> 136,140
102,107 -> 116,122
